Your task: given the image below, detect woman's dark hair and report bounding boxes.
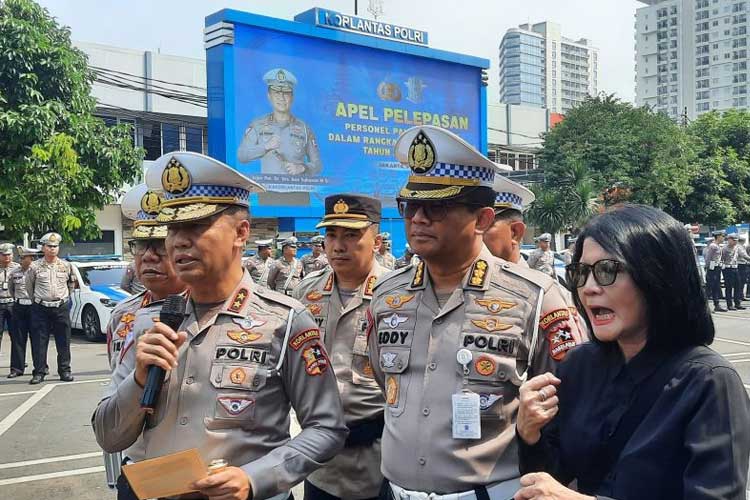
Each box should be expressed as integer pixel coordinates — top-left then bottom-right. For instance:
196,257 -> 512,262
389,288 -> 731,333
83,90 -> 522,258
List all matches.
571,204 -> 714,351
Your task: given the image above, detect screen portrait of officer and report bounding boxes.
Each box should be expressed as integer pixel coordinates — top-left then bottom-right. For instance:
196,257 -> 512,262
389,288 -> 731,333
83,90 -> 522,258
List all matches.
237,68 -> 322,176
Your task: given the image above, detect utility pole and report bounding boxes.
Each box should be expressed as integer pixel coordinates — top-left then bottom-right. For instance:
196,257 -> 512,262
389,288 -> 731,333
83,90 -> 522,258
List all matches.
354,0 -> 358,15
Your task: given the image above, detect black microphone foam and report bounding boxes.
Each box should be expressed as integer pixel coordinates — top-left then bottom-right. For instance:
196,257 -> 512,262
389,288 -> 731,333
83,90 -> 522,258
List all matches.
140,294 -> 186,411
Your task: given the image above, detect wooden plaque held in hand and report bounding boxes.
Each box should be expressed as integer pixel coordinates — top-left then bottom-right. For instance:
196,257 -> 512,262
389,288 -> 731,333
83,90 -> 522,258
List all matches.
122,448 -> 207,500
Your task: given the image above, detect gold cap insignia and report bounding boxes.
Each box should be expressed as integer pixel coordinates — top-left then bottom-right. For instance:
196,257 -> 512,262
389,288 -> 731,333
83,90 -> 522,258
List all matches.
161,157 -> 191,195
333,199 -> 350,215
48,234 -> 60,243
407,131 -> 436,174
140,191 -> 163,215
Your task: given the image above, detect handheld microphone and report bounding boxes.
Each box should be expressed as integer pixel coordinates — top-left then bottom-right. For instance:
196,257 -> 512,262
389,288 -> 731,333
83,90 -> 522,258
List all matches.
140,294 -> 186,412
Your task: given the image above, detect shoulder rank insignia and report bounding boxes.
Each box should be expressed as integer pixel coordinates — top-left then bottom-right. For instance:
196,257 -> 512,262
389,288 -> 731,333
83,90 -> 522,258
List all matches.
228,288 -> 250,313
410,260 -> 425,288
323,273 -> 334,292
385,294 -> 415,309
471,317 -> 512,332
363,275 -> 378,297
468,259 -> 489,288
475,298 -> 516,314
306,290 -> 323,302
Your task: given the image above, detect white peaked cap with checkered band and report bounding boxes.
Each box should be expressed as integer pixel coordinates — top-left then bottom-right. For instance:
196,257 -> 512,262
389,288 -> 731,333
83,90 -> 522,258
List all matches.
394,125 -> 510,201
492,171 -> 535,213
145,151 -> 265,223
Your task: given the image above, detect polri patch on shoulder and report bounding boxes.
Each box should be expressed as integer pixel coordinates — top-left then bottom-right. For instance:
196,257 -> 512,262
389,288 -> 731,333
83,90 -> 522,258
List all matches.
290,328 -> 321,351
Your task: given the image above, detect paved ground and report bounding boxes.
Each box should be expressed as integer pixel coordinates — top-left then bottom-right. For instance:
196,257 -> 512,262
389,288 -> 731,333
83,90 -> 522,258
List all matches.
0,309 -> 747,500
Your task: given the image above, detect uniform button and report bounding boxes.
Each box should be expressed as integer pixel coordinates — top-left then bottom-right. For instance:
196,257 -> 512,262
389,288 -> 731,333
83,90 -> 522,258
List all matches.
428,362 -> 437,370
180,417 -> 189,425
185,377 -> 194,385
422,407 -> 430,416
418,457 -> 426,466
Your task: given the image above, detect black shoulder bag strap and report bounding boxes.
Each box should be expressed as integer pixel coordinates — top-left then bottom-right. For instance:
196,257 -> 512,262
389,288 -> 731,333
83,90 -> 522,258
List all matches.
587,346 -> 699,492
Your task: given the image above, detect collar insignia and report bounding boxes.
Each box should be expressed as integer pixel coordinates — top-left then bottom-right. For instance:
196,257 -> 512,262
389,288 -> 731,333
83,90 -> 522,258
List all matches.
410,260 -> 425,288
468,259 -> 489,288
323,273 -> 334,292
363,275 -> 378,297
306,290 -> 323,302
228,288 -> 250,313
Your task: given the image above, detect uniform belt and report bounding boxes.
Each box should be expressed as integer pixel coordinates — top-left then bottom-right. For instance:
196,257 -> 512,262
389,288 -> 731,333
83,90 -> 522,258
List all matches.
345,414 -> 384,448
389,478 -> 521,500
15,299 -> 32,305
0,297 -> 14,304
35,299 -> 65,307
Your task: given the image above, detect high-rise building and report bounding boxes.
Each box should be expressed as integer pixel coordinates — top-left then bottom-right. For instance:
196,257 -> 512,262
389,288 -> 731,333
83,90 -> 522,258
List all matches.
499,21 -> 600,114
635,0 -> 750,121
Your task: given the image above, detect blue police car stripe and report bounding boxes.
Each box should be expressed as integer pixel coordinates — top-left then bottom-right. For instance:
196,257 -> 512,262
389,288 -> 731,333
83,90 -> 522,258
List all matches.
90,285 -> 129,302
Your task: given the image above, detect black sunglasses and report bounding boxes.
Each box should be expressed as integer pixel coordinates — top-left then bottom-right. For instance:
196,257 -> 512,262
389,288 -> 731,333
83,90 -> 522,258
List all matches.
128,239 -> 167,257
397,200 -> 480,222
565,259 -> 626,288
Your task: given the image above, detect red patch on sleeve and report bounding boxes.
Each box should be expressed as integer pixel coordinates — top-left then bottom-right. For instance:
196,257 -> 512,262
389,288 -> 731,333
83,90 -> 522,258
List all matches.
546,320 -> 576,361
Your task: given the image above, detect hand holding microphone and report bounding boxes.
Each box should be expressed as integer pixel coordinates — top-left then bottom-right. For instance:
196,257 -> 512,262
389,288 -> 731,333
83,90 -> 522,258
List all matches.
135,295 -> 187,411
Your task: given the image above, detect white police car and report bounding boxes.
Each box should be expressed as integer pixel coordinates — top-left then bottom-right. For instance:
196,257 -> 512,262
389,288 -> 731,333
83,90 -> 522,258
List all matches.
67,256 -> 132,341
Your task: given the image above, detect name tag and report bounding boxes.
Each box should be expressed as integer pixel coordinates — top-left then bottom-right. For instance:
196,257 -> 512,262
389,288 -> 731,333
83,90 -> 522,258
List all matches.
452,392 -> 481,440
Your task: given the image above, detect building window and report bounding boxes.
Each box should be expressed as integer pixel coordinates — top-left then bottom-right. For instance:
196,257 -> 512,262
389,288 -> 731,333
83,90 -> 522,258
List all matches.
142,121 -> 162,161
162,123 -> 180,153
185,127 -> 203,153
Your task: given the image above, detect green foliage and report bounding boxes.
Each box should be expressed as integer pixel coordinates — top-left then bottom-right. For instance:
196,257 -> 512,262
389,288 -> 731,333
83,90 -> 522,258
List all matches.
0,0 -> 143,241
533,94 -> 750,227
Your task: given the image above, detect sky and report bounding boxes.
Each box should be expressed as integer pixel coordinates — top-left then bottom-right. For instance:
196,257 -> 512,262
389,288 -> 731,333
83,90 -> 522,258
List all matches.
36,0 -> 643,103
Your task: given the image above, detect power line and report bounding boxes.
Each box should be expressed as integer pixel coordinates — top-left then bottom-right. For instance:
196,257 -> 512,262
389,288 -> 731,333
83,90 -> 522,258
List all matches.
89,65 -> 206,92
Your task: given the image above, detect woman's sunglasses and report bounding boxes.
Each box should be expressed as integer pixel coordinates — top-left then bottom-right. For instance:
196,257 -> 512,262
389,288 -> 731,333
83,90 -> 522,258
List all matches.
565,259 -> 625,288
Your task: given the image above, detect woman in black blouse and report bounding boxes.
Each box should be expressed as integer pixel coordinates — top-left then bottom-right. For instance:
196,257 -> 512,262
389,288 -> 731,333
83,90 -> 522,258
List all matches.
513,205 -> 750,500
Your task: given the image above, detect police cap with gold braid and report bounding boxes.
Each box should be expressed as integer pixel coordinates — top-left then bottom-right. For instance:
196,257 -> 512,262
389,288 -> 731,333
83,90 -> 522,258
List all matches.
394,126 -> 510,205
121,184 -> 168,240
145,152 -> 265,223
316,194 -> 381,230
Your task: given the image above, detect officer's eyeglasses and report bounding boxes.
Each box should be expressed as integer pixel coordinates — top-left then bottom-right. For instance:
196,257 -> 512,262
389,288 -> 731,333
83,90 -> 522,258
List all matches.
128,240 -> 168,257
565,259 -> 626,288
397,201 -> 480,222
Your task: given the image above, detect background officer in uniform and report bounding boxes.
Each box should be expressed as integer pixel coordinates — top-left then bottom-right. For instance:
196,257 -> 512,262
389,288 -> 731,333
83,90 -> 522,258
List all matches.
245,239 -> 274,286
722,233 -> 745,310
301,235 -> 328,276
120,260 -> 145,295
100,183 -> 188,500
294,194 -> 387,500
93,151 -> 346,500
704,230 -> 726,312
395,244 -> 417,270
737,235 -> 749,300
527,234 -> 555,278
26,232 -> 76,384
367,126 -> 581,499
237,68 -> 322,176
375,233 -> 396,270
267,236 -> 303,295
0,243 -> 19,375
8,246 -> 40,378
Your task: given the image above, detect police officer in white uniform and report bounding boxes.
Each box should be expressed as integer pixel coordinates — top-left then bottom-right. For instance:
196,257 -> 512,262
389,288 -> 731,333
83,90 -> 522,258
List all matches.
267,236 -> 304,295
300,235 -> 328,276
375,233 -> 396,270
7,246 -> 39,378
100,184 -> 189,499
245,239 -> 274,286
0,243 -> 20,376
527,234 -> 555,278
704,230 -> 726,312
294,194 -> 388,500
367,126 -> 582,499
26,232 -> 76,384
237,68 -> 322,176
93,151 -> 346,500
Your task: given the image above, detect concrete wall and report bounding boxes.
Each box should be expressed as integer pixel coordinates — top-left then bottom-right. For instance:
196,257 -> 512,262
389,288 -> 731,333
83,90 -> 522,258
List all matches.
488,103 -> 549,146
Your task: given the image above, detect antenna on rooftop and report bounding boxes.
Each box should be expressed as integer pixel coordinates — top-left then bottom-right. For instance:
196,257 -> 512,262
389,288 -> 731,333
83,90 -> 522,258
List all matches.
368,0 -> 384,20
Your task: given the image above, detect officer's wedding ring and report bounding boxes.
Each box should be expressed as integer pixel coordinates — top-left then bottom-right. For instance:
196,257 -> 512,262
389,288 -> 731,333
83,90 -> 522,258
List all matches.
538,388 -> 547,402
